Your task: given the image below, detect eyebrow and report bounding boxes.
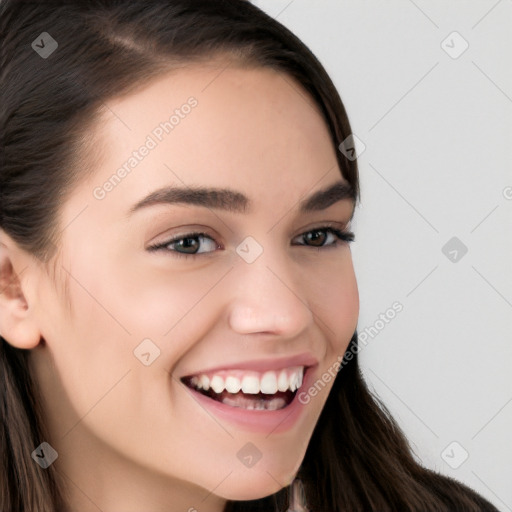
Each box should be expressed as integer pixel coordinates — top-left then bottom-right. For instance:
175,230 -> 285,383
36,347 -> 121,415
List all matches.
128,180 -> 355,216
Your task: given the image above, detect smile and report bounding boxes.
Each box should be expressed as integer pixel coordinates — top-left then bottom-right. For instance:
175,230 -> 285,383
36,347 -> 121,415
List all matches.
181,366 -> 306,411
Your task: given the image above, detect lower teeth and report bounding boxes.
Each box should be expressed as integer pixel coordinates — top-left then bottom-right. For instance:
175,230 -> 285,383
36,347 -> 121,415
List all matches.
220,394 -> 287,411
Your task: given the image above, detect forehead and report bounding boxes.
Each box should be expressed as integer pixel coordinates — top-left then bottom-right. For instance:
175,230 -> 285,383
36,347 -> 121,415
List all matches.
73,62 -> 350,222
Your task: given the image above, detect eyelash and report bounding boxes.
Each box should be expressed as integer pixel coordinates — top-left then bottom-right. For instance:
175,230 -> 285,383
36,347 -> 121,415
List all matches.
146,225 -> 355,260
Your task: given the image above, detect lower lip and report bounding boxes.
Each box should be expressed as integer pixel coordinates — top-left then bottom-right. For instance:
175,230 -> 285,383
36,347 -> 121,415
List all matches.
185,365 -> 318,434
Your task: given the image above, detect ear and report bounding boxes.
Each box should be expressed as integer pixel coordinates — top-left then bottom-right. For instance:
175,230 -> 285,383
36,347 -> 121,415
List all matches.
0,230 -> 42,349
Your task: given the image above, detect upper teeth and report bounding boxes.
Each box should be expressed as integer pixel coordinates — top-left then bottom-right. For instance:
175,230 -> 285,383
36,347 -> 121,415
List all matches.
188,366 -> 304,394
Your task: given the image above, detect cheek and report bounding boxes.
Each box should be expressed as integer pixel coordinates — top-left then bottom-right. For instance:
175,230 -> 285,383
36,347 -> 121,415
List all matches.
103,261 -> 232,359
64,250 -> 220,345
37,262 -> 223,472
307,252 -> 359,344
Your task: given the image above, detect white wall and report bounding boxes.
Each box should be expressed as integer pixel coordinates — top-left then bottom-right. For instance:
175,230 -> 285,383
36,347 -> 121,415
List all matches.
253,1 -> 512,510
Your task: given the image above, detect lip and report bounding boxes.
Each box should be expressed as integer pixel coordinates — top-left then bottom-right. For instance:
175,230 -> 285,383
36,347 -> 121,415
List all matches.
180,352 -> 319,378
180,363 -> 318,434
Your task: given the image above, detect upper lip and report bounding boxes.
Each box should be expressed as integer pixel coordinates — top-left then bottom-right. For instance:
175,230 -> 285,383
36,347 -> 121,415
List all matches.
181,352 -> 319,378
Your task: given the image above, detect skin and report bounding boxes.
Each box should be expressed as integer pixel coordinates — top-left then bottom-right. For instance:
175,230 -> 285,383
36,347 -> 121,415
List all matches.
0,61 -> 359,512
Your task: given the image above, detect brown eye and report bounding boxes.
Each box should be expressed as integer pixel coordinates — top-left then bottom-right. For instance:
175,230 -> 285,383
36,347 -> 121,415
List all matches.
174,237 -> 201,254
295,227 -> 354,248
304,229 -> 327,247
147,231 -> 219,258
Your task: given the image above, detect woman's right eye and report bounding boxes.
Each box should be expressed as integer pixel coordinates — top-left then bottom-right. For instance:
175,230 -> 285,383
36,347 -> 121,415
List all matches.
146,231 -> 219,260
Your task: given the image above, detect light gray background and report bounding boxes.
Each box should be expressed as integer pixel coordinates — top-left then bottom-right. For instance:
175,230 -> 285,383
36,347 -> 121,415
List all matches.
253,1 -> 512,510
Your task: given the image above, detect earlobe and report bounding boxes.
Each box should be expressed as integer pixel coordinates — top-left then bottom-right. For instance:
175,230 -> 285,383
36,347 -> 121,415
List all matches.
0,236 -> 42,350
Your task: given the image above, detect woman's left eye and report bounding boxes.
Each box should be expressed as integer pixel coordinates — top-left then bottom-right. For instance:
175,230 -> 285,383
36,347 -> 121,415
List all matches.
146,226 -> 355,259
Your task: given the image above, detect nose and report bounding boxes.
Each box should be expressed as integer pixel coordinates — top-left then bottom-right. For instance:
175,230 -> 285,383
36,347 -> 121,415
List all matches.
227,245 -> 314,337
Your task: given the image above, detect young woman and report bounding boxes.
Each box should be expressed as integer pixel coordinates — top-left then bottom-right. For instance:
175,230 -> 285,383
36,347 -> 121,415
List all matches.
0,1 -> 500,511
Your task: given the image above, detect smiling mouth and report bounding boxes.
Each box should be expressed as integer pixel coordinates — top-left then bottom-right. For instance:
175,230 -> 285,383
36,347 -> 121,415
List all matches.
181,366 -> 307,411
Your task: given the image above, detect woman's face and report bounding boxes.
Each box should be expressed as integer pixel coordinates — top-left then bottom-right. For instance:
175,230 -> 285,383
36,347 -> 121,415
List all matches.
24,62 -> 359,510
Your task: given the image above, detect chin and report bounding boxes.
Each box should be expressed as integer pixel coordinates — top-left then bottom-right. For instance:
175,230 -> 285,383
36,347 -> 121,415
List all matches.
218,480 -> 286,502
216,463 -> 298,501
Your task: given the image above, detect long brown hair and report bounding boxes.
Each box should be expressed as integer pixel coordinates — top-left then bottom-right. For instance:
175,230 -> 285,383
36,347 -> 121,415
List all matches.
0,1 -> 499,510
